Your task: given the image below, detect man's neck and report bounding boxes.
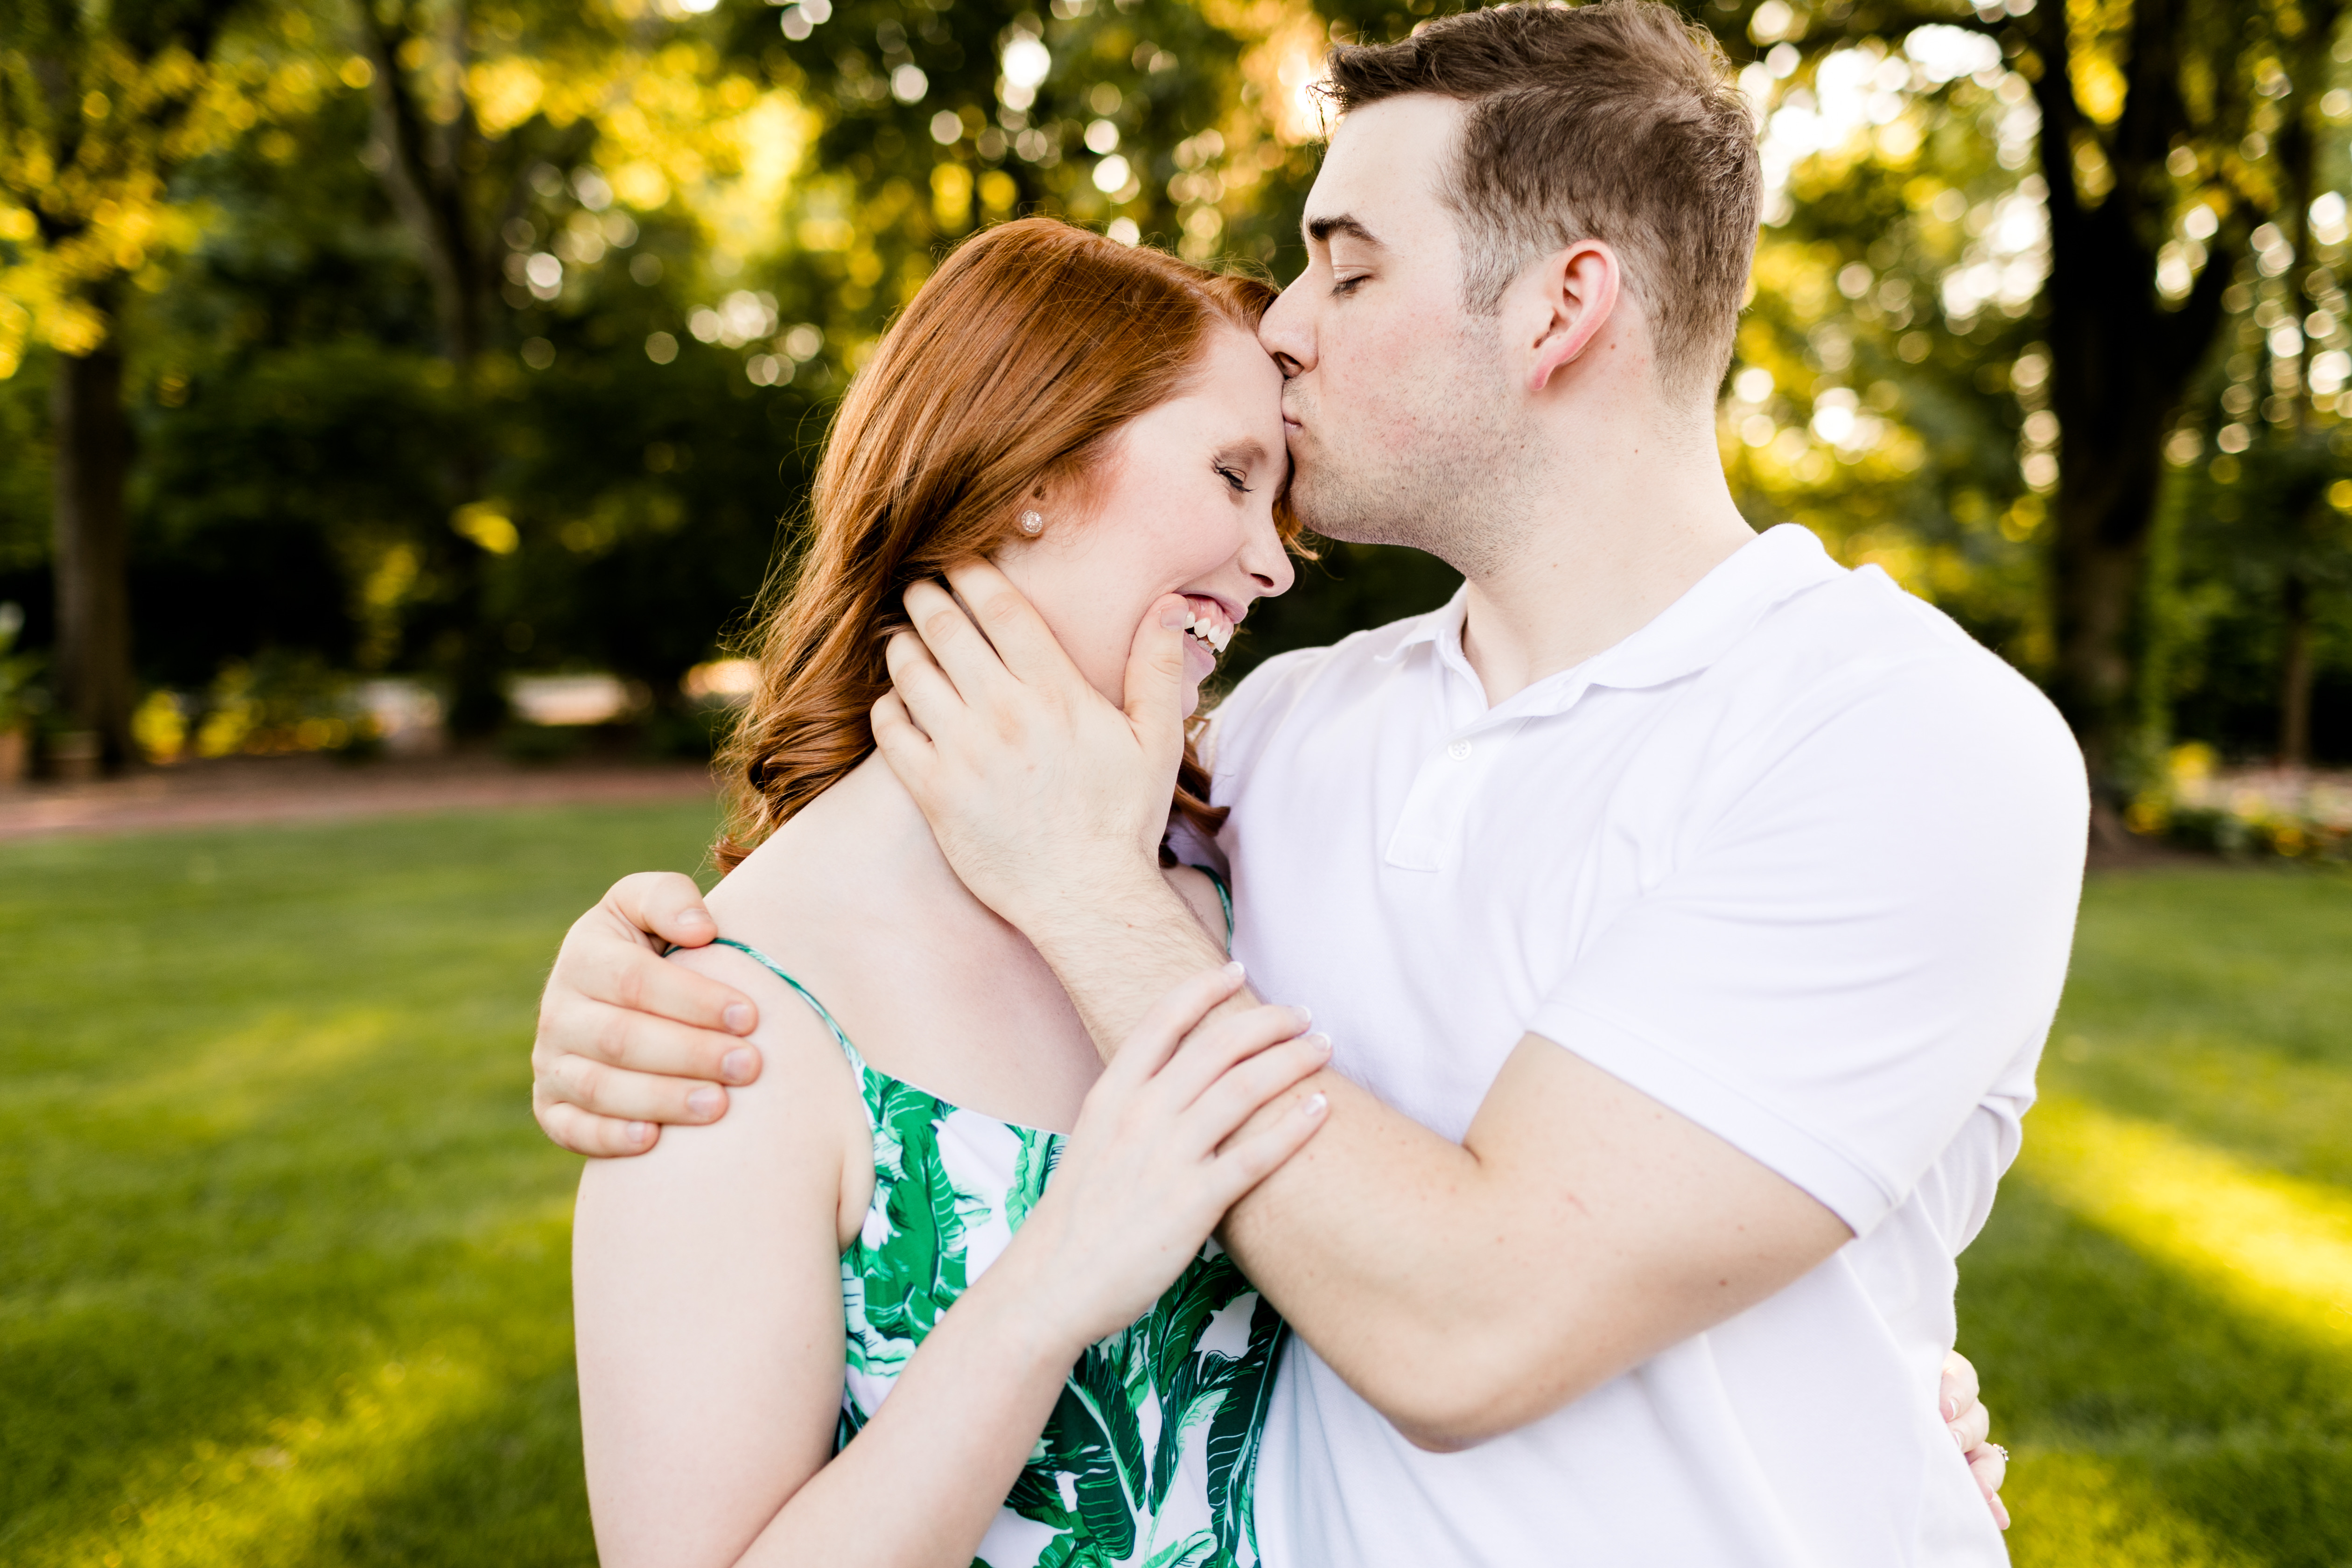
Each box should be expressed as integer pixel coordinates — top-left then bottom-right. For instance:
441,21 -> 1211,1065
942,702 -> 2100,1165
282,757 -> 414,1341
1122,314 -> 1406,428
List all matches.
1455,425 -> 1757,707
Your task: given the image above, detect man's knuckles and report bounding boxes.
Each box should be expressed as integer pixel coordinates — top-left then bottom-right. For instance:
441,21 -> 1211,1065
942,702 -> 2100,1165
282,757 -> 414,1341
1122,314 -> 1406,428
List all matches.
919,603 -> 975,649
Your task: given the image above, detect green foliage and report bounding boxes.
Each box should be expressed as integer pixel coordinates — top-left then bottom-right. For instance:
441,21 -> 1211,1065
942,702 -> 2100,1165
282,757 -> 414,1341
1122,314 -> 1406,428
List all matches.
3,0 -> 2347,761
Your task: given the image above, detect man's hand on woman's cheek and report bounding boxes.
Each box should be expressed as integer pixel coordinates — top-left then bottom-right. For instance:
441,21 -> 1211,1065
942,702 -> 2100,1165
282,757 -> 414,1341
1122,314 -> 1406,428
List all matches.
530,871 -> 765,1157
871,564 -> 1196,929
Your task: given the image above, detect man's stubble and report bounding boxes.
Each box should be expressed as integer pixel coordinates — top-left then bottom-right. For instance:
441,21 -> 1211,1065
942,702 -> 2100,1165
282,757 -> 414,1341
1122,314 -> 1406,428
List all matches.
1284,319 -> 1544,582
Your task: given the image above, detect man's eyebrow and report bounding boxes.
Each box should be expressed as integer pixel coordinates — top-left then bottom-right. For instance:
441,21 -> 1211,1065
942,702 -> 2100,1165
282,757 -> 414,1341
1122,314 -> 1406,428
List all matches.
1304,213 -> 1383,248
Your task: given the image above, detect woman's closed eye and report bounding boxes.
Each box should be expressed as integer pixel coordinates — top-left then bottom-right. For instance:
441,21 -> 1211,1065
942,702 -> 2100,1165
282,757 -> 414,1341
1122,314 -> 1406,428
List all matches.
1216,463 -> 1253,494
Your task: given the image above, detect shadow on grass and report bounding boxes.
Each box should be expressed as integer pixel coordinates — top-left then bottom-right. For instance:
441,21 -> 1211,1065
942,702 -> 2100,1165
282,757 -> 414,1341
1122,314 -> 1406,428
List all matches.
1964,1177 -> 2352,1568
2,1211 -> 596,1568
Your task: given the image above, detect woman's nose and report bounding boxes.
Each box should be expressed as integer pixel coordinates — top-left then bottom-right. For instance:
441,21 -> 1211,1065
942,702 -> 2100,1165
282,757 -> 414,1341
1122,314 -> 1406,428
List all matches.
1245,527 -> 1297,598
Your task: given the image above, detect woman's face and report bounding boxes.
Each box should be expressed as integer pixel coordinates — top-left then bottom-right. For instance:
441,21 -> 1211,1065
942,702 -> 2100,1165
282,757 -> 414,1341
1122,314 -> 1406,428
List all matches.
995,323 -> 1296,718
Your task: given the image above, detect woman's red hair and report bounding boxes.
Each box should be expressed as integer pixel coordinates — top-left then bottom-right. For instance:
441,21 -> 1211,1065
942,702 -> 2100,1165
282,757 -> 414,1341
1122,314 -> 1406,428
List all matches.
715,218 -> 1299,871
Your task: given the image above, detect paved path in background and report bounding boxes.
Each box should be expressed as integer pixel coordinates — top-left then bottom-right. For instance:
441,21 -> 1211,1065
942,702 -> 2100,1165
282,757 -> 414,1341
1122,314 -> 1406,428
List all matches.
0,752 -> 717,841
0,749 -> 2228,873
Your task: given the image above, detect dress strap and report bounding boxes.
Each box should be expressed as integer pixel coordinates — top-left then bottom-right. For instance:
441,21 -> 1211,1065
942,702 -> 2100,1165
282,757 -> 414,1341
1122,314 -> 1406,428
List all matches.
707,938 -> 872,1081
1188,866 -> 1234,951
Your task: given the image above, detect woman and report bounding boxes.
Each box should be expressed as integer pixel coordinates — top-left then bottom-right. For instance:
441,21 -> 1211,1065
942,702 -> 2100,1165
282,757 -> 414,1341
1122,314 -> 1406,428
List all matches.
573,218 -> 1330,1568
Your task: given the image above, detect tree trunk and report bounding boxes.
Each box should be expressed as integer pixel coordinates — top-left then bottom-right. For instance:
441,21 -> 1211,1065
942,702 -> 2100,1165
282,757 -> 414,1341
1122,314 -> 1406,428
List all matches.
2025,0 -> 2234,801
50,341 -> 136,771
2278,570 -> 2313,768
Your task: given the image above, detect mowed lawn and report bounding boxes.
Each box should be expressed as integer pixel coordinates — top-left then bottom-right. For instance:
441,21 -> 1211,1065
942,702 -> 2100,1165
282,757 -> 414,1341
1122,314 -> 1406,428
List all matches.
2,807 -> 2348,1567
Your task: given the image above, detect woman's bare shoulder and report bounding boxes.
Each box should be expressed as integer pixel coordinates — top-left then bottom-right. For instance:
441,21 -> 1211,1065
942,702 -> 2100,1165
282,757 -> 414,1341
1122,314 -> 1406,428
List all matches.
1161,864 -> 1231,949
579,937 -> 868,1224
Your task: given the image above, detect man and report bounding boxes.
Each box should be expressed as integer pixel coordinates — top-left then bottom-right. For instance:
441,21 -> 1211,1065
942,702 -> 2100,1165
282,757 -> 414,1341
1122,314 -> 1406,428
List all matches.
533,4 -> 2079,1562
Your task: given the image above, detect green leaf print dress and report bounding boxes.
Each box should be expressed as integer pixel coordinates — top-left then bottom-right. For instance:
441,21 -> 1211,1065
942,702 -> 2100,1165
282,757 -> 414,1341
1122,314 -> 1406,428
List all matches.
711,913 -> 1288,1568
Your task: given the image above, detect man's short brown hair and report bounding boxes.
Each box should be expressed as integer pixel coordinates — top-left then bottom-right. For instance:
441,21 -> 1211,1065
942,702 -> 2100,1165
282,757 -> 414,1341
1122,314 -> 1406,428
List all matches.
1323,0 -> 1760,404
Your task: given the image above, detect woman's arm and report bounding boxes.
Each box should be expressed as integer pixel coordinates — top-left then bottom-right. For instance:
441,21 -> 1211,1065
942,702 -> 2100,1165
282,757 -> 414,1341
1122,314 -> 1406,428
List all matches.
575,941 -> 1077,1568
574,953 -> 1330,1568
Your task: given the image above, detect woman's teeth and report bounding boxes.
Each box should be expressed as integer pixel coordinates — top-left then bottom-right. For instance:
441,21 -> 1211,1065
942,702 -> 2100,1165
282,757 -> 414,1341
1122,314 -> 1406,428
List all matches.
1183,606 -> 1232,654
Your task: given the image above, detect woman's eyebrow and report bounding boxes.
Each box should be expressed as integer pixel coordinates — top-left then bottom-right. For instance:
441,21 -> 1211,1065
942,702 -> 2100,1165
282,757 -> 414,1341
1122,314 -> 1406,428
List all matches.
1217,439 -> 1273,471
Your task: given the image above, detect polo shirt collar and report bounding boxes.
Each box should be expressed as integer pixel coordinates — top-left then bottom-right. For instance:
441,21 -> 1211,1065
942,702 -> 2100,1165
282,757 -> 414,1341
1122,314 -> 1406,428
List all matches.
1373,524 -> 1845,717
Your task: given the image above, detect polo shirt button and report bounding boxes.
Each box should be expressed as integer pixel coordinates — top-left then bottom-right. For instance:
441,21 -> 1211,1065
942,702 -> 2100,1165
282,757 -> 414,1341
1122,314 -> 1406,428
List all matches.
1448,738 -> 1473,760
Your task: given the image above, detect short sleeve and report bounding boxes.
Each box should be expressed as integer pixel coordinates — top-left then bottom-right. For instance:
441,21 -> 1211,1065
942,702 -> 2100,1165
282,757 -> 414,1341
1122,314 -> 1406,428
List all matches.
1525,653 -> 2087,1236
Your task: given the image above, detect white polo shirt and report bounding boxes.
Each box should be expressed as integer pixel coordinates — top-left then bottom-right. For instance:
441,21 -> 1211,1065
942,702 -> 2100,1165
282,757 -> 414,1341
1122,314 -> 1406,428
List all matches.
1202,524 -> 2086,1567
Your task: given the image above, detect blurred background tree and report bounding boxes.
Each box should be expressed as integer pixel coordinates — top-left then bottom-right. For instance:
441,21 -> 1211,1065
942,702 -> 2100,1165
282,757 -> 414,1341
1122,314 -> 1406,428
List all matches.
0,0 -> 2346,795
1,0 -> 254,767
1701,0 -> 2352,811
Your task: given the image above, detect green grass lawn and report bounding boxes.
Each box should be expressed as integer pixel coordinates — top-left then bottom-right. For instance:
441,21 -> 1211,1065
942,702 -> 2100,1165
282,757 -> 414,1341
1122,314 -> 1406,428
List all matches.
0,803 -> 719,1568
2,810 -> 2347,1566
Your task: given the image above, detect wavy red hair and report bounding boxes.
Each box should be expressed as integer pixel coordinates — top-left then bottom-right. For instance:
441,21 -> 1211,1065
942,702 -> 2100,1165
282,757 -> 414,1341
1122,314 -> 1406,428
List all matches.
715,218 -> 1299,872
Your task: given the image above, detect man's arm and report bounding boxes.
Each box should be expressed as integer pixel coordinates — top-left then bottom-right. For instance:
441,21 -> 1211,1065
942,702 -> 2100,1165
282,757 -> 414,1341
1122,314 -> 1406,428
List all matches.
532,874 -> 765,1155
869,566 -> 1857,1449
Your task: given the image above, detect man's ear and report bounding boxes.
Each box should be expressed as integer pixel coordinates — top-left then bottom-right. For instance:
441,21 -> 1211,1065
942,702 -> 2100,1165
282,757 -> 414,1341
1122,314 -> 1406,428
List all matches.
1526,240 -> 1622,393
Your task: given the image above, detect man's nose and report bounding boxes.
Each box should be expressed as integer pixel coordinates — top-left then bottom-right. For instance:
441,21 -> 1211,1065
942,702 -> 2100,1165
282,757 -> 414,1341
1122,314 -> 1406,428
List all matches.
1260,272 -> 1316,376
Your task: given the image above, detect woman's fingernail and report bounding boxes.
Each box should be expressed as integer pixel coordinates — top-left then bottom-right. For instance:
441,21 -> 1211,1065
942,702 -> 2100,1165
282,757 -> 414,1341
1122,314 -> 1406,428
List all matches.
1305,1033 -> 1332,1059
723,1003 -> 755,1033
1303,1092 -> 1328,1116
1295,1005 -> 1312,1027
722,1048 -> 756,1081
1162,602 -> 1189,629
1992,1496 -> 2010,1531
1942,1396 -> 1959,1421
687,1087 -> 724,1118
628,1121 -> 653,1146
1223,959 -> 1245,978
1953,1427 -> 1968,1450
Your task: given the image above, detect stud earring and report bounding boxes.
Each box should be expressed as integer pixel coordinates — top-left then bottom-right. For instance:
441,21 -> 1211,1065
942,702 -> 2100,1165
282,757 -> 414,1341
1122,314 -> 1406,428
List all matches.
1018,509 -> 1044,535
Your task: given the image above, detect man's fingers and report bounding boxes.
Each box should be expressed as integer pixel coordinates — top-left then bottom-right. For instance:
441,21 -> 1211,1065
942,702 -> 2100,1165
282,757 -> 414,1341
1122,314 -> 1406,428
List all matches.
942,560 -> 1089,689
886,625 -> 973,740
903,578 -> 1022,708
603,870 -> 723,953
588,1000 -> 762,1087
1122,594 -> 1193,766
541,1038 -> 738,1125
1208,1089 -> 1329,1205
1103,963 -> 1252,1085
582,941 -> 760,1040
1939,1349 -> 1981,1421
871,688 -> 935,775
535,1089 -> 660,1158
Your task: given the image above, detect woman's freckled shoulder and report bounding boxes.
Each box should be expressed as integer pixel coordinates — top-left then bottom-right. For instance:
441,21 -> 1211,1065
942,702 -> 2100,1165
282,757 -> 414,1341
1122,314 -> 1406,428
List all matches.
661,941 -> 866,1142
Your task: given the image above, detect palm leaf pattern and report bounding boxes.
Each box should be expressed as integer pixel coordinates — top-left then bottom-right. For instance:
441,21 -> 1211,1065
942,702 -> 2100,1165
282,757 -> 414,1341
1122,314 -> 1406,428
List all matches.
707,936 -> 1284,1568
834,1059 -> 1286,1568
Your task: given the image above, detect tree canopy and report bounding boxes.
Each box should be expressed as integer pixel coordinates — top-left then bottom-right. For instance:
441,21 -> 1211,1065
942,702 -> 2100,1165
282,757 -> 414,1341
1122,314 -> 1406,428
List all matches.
1,0 -> 2346,778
